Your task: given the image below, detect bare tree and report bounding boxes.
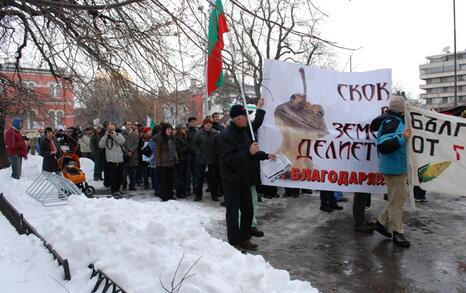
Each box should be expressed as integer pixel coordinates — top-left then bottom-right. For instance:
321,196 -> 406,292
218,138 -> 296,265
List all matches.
225,0 -> 341,98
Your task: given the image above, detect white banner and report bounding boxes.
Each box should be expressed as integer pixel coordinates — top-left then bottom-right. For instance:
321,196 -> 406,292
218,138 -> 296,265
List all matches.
406,105 -> 466,196
259,59 -> 391,193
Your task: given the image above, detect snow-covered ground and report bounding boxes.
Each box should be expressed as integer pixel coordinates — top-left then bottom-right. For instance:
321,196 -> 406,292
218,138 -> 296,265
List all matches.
0,155 -> 318,293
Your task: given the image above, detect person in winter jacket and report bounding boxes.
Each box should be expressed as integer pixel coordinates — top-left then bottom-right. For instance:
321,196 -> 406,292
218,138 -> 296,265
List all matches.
40,127 -> 60,173
98,122 -> 125,197
192,118 -> 219,201
122,122 -> 139,191
241,97 -> 267,237
174,124 -> 189,198
154,123 -> 178,201
186,117 -> 198,195
212,112 -> 225,131
5,117 -> 28,179
91,126 -> 105,180
217,104 -> 276,251
78,128 -> 93,159
370,95 -> 411,248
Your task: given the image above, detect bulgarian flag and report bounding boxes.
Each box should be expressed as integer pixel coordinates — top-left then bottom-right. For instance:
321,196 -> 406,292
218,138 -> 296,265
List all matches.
207,0 -> 229,96
146,116 -> 155,128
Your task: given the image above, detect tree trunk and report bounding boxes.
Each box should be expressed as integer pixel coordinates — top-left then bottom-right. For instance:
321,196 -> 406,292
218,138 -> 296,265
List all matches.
0,116 -> 10,169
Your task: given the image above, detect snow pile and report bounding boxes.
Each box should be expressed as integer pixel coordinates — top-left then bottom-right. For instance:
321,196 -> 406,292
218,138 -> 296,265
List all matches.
0,214 -> 84,292
0,155 -> 318,292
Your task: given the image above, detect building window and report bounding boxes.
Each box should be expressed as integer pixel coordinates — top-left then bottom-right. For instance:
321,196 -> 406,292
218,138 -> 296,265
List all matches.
56,111 -> 63,126
49,111 -> 56,128
49,83 -> 60,98
23,81 -> 35,89
431,98 -> 443,105
28,111 -> 36,129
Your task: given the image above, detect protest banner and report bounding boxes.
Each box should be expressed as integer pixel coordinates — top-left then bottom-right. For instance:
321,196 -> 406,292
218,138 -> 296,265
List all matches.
259,59 -> 391,193
406,105 -> 466,196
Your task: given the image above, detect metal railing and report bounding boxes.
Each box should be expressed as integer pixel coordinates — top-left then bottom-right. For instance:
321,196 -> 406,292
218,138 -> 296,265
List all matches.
0,193 -> 71,280
0,193 -> 128,292
88,264 -> 127,293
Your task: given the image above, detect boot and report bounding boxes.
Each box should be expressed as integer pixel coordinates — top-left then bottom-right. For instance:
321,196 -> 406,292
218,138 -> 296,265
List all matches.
354,223 -> 374,234
393,232 -> 411,248
330,203 -> 343,210
250,227 -> 264,237
239,240 -> 258,250
320,205 -> 333,213
374,220 -> 392,238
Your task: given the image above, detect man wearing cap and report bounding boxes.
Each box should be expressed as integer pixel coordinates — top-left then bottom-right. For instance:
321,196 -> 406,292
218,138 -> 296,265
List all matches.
192,117 -> 220,201
370,95 -> 411,248
218,104 -> 276,251
5,117 -> 28,179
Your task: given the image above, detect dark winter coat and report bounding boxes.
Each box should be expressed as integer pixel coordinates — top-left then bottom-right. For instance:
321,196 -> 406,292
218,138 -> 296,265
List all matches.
187,126 -> 197,154
154,134 -> 178,167
217,121 -> 269,185
249,109 -> 266,185
123,130 -> 139,167
90,133 -> 105,156
212,122 -> 225,131
192,128 -> 219,164
40,136 -> 59,173
174,134 -> 189,161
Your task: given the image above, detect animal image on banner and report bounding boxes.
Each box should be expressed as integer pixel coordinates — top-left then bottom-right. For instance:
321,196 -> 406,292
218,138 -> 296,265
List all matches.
406,105 -> 466,196
259,59 -> 391,193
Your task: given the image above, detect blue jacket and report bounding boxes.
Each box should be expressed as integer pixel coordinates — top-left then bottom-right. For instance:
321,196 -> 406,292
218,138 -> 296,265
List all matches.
370,111 -> 407,175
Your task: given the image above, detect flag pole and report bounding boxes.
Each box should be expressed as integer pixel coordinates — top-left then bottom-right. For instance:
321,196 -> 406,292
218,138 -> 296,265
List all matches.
202,4 -> 210,118
227,32 -> 256,141
207,0 -> 256,141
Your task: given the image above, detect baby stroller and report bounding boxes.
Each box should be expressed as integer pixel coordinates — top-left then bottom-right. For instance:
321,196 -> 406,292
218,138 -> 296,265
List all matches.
59,152 -> 95,197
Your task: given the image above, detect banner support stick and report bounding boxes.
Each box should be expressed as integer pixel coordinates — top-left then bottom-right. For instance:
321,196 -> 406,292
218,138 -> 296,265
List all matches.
223,2 -> 256,141
405,105 -> 416,210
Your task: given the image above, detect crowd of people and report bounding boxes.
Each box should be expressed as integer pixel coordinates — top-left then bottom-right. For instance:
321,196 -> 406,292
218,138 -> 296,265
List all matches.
4,95 -> 425,251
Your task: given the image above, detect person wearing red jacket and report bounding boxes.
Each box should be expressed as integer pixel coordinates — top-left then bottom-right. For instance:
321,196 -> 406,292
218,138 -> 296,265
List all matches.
5,117 -> 28,179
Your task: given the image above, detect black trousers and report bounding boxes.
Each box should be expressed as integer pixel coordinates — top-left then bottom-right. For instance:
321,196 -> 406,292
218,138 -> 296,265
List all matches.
103,160 -> 110,187
107,162 -> 124,193
320,190 -> 336,207
414,186 -> 426,199
159,166 -> 174,201
224,182 -> 253,245
353,192 -> 371,226
195,163 -> 218,200
176,161 -> 188,196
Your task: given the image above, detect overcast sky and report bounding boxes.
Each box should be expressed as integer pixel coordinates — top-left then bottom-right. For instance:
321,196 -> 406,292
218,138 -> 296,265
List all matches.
315,0 -> 466,98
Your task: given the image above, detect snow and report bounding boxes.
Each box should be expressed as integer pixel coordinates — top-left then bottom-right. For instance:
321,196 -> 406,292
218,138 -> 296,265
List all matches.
0,155 -> 317,292
0,214 -> 73,293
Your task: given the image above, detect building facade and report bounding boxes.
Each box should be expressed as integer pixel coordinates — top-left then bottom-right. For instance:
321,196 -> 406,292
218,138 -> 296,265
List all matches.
0,63 -> 74,129
419,50 -> 466,110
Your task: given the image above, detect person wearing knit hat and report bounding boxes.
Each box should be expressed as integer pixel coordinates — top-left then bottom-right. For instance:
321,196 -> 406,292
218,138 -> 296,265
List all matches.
388,95 -> 406,114
369,95 -> 412,248
5,117 -> 28,179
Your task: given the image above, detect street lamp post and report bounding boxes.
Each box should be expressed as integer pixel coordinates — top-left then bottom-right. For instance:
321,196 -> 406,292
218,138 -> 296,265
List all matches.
453,0 -> 458,106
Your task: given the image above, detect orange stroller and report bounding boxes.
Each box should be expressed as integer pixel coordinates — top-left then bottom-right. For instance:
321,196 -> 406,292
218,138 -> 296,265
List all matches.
59,152 -> 95,197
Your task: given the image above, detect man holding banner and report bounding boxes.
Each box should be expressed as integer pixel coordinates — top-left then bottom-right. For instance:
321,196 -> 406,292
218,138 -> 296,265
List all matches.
218,104 -> 276,251
370,95 -> 411,248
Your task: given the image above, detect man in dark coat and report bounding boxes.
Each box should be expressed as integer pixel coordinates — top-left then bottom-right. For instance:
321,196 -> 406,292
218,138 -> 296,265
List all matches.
192,118 -> 219,201
212,112 -> 225,131
218,104 -> 276,251
186,117 -> 198,195
91,126 -> 105,180
40,127 -> 60,173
